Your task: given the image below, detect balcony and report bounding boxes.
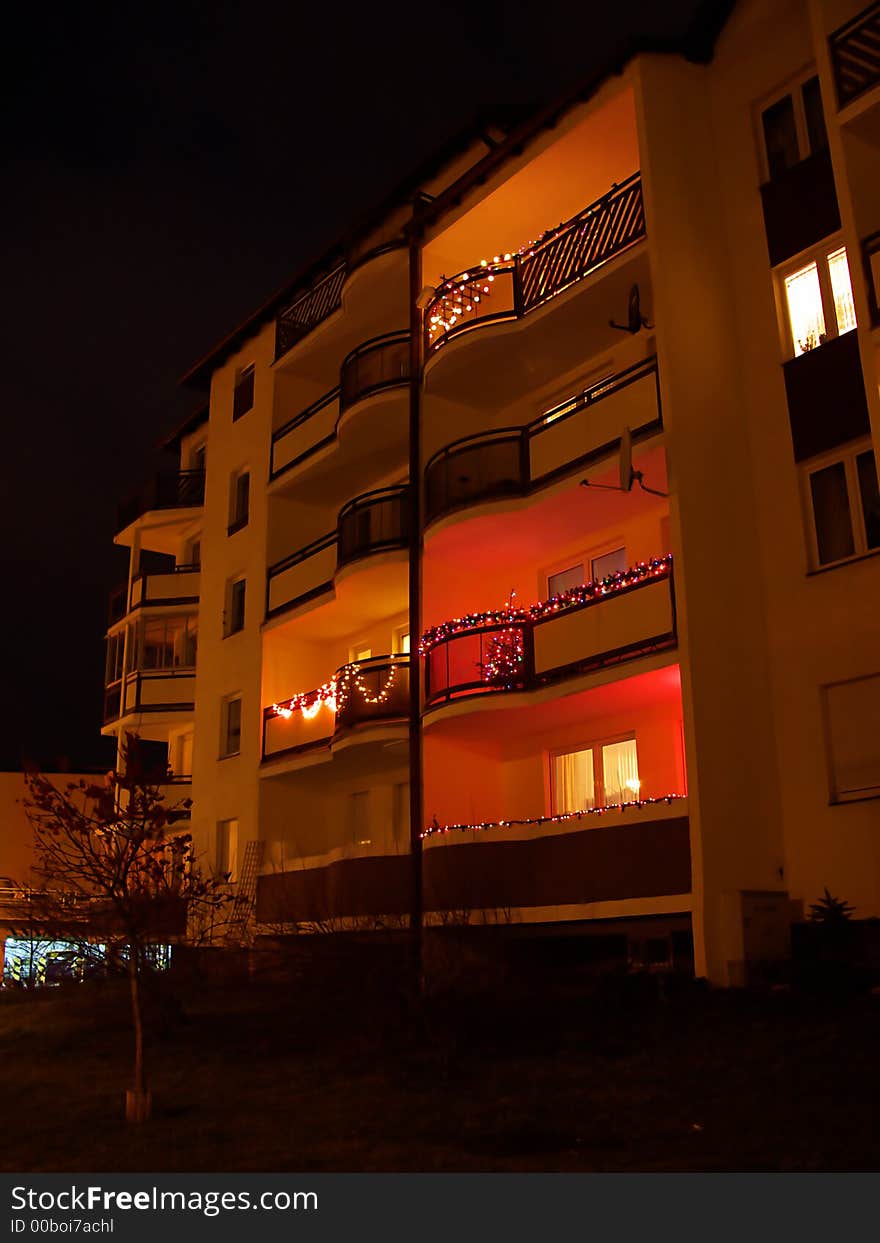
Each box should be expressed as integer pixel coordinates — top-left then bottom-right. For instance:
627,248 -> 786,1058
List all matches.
782,330 -> 870,461
116,470 -> 205,534
103,669 -> 196,725
262,654 -> 410,762
424,358 -> 660,527
424,173 -> 645,357
275,263 -> 346,362
271,331 -> 411,482
422,556 -> 675,709
266,485 -> 409,619
830,3 -> 880,109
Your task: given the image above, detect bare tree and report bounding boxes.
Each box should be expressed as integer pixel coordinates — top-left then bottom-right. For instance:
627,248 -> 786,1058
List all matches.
13,737 -> 231,1122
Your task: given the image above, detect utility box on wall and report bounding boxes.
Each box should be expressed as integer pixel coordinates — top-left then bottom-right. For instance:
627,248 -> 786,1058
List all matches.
725,889 -> 792,985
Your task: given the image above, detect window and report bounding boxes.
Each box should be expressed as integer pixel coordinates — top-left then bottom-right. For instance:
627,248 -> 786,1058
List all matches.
394,627 -> 410,655
221,696 -> 242,758
591,546 -> 627,580
803,442 -> 880,568
232,364 -> 254,422
105,632 -> 125,685
228,470 -> 250,535
140,616 -> 197,669
186,538 -> 201,569
760,73 -> 828,181
548,564 -> 584,597
225,577 -> 246,636
350,644 -> 372,663
349,791 -> 371,848
823,674 -> 880,802
782,244 -> 857,357
216,818 -> 240,879
552,738 -> 640,813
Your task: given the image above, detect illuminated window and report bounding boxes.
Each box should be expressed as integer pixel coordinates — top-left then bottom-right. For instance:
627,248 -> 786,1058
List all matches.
782,243 -> 857,357
760,73 -> 828,181
394,627 -> 410,654
803,441 -> 880,568
552,738 -> 640,813
221,696 -> 242,758
350,644 -> 372,663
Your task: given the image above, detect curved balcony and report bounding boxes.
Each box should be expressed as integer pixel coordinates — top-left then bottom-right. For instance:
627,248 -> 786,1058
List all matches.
116,470 -> 205,535
424,357 -> 660,527
262,654 -> 410,762
270,331 -> 411,481
103,669 -> 196,726
830,3 -> 880,109
424,173 -> 645,357
108,566 -> 201,628
423,557 -> 675,711
266,485 -> 409,619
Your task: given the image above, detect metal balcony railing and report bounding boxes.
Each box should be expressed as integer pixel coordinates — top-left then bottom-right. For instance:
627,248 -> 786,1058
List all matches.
275,263 -> 346,361
425,173 -> 645,355
830,2 -> 880,107
116,470 -> 205,532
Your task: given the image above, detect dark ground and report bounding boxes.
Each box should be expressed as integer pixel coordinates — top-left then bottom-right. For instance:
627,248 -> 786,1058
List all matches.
2,950 -> 879,1173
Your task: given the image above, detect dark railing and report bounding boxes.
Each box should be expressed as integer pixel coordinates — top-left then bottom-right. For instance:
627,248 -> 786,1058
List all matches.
262,654 -> 410,760
423,559 -> 675,707
266,485 -> 409,619
830,2 -> 880,107
271,331 -> 410,481
275,263 -> 346,361
425,173 -> 645,355
116,470 -> 205,532
103,682 -> 122,724
337,485 -> 409,568
108,584 -> 128,625
424,357 -> 660,525
339,331 -> 411,413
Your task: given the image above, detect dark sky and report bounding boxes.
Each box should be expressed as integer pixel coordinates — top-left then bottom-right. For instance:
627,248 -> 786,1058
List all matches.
0,0 -> 702,771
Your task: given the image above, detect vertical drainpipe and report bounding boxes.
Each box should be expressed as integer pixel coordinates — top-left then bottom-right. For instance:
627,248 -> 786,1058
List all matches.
407,201 -> 425,982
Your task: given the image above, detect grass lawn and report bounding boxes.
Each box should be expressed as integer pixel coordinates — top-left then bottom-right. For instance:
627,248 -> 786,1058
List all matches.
1,959 -> 878,1172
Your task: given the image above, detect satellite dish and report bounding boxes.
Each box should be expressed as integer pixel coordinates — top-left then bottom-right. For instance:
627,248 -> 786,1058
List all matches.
609,284 -> 653,334
619,426 -> 634,491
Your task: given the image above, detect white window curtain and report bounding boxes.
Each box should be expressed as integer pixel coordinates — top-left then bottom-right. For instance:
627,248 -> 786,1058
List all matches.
601,739 -> 640,802
553,749 -> 595,813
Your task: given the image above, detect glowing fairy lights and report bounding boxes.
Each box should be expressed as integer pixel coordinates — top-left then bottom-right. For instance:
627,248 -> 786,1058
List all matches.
420,794 -> 686,840
270,661 -> 400,722
419,556 -> 672,655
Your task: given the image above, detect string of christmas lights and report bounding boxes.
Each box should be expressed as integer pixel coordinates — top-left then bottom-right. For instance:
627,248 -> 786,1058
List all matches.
480,626 -> 526,688
427,208 -> 602,344
420,794 -> 686,840
270,661 -> 400,721
419,556 -> 672,655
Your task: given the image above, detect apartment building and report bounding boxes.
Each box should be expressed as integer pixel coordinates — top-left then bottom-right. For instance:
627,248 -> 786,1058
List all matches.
102,0 -> 880,985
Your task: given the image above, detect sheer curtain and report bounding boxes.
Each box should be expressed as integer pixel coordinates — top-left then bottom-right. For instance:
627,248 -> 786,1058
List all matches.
553,749 -> 595,813
601,739 -> 640,802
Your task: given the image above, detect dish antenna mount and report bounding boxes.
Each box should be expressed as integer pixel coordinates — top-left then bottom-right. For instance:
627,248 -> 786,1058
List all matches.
580,426 -> 668,497
609,284 -> 653,334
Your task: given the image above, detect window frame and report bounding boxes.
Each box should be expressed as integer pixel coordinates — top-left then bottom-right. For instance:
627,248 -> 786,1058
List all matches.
549,733 -> 639,814
224,576 -> 247,638
778,237 -> 857,360
220,695 -> 243,759
227,468 -> 250,536
821,673 -> 880,805
232,364 -> 255,422
542,544 -> 627,598
757,69 -> 828,184
801,437 -> 880,571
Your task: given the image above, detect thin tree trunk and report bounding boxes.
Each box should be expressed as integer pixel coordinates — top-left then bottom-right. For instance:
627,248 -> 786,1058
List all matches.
127,944 -> 148,1119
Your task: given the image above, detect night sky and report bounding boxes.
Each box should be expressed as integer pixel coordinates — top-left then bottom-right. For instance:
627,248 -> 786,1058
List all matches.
0,0 -> 702,771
